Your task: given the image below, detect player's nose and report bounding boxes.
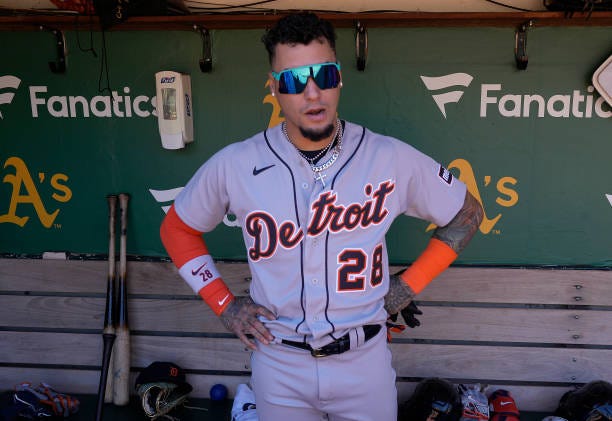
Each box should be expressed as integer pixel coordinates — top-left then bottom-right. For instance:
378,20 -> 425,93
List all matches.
302,77 -> 322,99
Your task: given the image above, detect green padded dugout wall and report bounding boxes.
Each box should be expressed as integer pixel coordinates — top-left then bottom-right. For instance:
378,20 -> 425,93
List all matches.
0,26 -> 610,266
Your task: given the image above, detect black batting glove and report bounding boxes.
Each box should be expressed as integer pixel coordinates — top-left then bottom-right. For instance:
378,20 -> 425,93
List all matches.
400,301 -> 422,328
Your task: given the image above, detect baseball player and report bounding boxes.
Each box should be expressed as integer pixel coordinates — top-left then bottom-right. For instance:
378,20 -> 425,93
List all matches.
160,12 -> 484,421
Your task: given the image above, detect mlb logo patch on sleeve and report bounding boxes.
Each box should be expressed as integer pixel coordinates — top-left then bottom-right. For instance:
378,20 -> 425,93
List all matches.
438,165 -> 453,185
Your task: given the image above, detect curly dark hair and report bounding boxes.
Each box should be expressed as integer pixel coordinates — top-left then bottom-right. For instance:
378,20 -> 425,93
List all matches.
261,12 -> 337,64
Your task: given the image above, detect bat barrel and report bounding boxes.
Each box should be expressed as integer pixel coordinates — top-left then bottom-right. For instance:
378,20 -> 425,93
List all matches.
101,194 -> 119,405
117,193 -> 129,327
113,193 -> 131,406
104,195 -> 117,331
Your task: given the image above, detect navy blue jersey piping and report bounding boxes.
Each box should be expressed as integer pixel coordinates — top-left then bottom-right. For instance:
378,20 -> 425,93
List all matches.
324,124 -> 367,339
263,130 -> 307,333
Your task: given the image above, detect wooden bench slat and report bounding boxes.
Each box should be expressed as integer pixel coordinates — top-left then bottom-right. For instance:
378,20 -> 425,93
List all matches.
0,332 -> 249,371
390,343 -> 612,383
2,260 -> 611,306
395,306 -> 612,345
3,331 -> 609,385
415,266 -> 612,305
3,296 -> 610,345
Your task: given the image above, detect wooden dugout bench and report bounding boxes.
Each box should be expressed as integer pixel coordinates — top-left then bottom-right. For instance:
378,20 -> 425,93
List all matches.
1,257 -> 610,418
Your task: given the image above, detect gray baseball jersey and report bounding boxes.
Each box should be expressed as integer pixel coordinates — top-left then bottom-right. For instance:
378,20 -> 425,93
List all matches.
175,120 -> 466,349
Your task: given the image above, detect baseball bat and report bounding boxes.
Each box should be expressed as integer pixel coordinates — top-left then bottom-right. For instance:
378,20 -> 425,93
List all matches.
113,193 -> 130,406
104,195 -> 117,404
95,195 -> 118,421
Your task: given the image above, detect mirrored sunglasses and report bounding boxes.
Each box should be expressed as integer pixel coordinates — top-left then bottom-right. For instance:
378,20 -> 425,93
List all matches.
272,62 -> 341,94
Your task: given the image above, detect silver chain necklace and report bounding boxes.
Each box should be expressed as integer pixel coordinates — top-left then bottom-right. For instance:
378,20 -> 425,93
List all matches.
282,119 -> 343,187
296,137 -> 334,165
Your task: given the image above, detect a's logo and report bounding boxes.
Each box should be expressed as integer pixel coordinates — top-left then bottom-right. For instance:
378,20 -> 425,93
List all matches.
1,156 -> 72,228
427,158 -> 519,235
420,73 -> 473,118
263,80 -> 284,128
0,75 -> 21,119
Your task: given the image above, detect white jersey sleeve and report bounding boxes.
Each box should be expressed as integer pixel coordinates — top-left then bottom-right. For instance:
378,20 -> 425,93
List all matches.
390,137 -> 466,227
173,143 -> 237,233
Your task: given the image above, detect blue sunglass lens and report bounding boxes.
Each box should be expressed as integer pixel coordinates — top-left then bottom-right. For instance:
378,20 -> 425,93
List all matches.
277,63 -> 340,94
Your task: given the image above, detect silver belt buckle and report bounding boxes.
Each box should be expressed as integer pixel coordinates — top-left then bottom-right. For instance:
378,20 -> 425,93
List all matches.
310,347 -> 327,358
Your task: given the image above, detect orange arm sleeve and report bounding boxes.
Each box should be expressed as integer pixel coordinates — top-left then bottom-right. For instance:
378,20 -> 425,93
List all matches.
160,205 -> 209,268
160,205 -> 234,315
400,238 -> 457,294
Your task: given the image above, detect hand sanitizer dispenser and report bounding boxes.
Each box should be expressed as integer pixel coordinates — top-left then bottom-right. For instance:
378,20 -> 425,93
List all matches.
155,71 -> 194,149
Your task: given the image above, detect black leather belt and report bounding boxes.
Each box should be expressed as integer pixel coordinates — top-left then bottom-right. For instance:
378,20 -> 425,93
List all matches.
281,324 -> 382,358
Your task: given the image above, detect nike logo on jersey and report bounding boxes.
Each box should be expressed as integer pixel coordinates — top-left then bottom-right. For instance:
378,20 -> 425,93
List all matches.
253,164 -> 275,175
218,294 -> 231,306
500,401 -> 513,406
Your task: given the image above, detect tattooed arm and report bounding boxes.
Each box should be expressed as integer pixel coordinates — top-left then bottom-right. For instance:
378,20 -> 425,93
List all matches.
221,296 -> 276,350
384,191 -> 483,315
432,190 -> 484,254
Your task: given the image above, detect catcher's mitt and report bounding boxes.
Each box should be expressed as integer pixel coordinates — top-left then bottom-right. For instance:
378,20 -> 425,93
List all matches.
135,362 -> 193,421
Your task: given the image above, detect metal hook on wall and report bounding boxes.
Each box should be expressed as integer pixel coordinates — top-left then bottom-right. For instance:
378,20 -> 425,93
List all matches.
194,25 -> 212,73
515,20 -> 534,71
355,21 -> 368,72
40,25 -> 67,73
